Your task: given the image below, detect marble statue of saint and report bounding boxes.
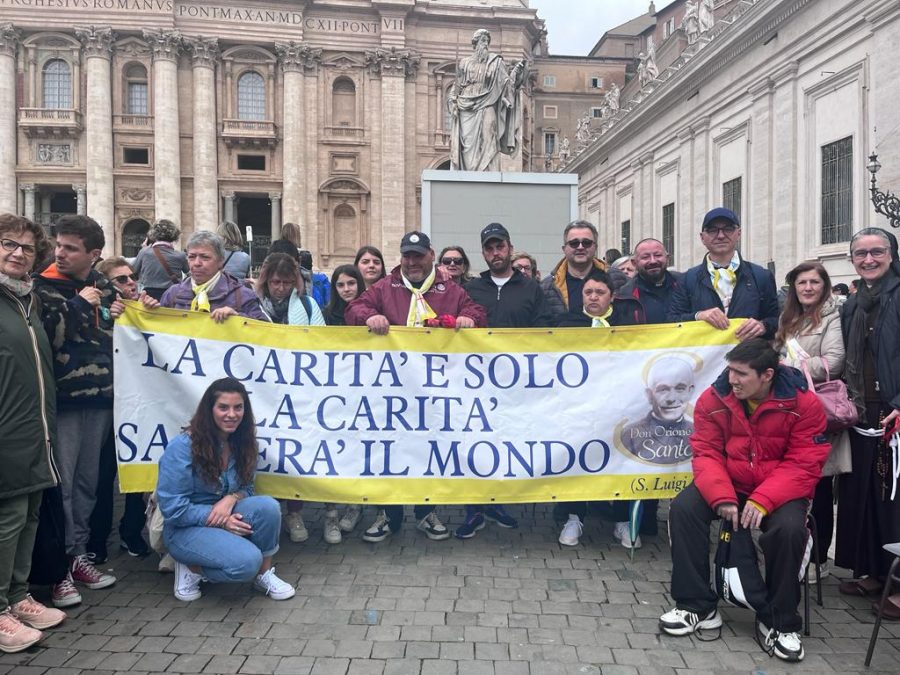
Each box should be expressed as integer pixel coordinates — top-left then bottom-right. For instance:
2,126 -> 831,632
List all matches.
698,0 -> 715,34
559,137 -> 570,164
448,28 -> 526,171
605,82 -> 620,113
637,52 -> 657,88
681,0 -> 701,45
575,112 -> 592,146
646,38 -> 659,80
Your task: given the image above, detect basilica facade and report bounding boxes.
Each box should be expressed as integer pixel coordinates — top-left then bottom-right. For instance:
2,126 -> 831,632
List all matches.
0,0 -> 543,263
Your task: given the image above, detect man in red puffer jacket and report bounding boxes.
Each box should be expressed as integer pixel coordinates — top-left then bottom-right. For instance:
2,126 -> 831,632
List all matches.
659,338 -> 829,663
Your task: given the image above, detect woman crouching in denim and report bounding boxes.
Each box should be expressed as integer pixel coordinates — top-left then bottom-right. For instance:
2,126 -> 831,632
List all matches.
157,378 -> 295,602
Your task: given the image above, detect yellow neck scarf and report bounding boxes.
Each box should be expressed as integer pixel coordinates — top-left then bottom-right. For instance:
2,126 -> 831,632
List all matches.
584,305 -> 613,328
190,271 -> 222,312
401,267 -> 438,327
707,252 -> 739,309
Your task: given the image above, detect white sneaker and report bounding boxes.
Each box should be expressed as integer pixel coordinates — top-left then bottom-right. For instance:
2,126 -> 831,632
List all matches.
323,510 -> 342,544
362,510 -> 392,543
757,621 -> 804,662
158,553 -> 175,574
559,515 -> 583,546
416,511 -> 451,541
809,560 -> 830,585
173,561 -> 202,602
254,567 -> 295,600
660,607 -> 722,636
339,505 -> 363,533
612,521 -> 642,549
283,511 -> 309,543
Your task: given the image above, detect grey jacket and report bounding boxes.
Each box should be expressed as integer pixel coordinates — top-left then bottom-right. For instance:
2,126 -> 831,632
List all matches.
133,243 -> 188,291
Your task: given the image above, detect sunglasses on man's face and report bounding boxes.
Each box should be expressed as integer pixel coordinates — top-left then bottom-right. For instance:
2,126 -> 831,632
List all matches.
113,274 -> 138,284
441,257 -> 464,266
566,238 -> 595,250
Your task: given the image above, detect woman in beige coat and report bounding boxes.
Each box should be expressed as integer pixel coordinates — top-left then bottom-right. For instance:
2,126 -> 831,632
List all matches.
776,261 -> 848,583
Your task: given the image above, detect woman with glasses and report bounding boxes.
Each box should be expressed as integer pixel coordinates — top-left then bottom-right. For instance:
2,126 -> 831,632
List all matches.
158,378 -> 295,602
132,219 -> 188,301
511,252 -> 540,280
775,261 -> 847,583
354,246 -> 386,291
835,228 -> 900,617
0,215 -> 66,652
438,245 -> 474,286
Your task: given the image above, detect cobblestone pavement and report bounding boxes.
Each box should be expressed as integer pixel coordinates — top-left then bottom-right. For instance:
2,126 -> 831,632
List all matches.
1,503 -> 899,674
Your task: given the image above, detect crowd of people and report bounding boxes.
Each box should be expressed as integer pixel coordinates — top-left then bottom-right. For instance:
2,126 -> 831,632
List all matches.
2,206 -> 899,665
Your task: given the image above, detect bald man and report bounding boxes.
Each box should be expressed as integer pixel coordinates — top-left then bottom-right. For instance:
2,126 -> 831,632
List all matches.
620,356 -> 696,465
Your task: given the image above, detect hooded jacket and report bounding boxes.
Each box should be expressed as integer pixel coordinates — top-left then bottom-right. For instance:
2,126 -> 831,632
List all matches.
345,265 -> 487,328
32,263 -> 117,408
540,257 -> 608,325
0,286 -> 58,498
667,254 -> 779,338
690,365 -> 829,514
160,271 -> 268,322
464,269 -> 552,328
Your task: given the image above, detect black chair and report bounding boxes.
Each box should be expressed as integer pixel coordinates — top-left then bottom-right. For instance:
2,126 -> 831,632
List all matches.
801,512 -> 824,636
865,542 -> 900,667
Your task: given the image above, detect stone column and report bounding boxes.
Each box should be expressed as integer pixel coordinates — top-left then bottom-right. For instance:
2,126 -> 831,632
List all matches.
748,77 -> 774,265
144,29 -> 183,226
75,26 -> 116,254
185,36 -> 219,232
223,191 -> 236,223
21,184 -> 35,221
676,126 -> 694,270
269,192 -> 282,240
365,47 -> 419,253
276,42 -> 319,233
72,184 -> 86,215
0,24 -> 19,215
691,117 -> 711,263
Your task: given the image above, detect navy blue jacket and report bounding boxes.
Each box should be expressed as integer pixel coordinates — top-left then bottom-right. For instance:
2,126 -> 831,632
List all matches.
667,255 -> 779,338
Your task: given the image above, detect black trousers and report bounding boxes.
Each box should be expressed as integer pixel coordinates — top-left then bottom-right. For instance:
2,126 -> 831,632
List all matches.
88,431 -> 146,549
669,483 -> 808,633
810,477 -> 834,560
383,505 -> 434,533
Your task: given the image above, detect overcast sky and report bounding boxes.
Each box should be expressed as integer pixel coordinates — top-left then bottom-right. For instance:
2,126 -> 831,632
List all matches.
529,0 -> 656,55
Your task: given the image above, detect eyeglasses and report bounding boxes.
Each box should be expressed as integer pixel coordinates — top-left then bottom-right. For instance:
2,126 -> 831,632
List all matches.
441,257 -> 464,266
1,238 -> 37,257
513,264 -> 532,274
112,274 -> 137,284
702,224 -> 738,236
566,238 -> 595,249
851,247 -> 889,261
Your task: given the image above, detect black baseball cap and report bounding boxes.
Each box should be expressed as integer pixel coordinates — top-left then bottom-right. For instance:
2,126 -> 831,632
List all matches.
701,207 -> 740,231
480,222 -> 510,245
400,231 -> 431,254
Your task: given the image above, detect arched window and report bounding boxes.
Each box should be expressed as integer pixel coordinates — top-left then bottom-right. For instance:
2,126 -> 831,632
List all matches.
124,64 -> 148,115
332,77 -> 356,126
333,203 -> 357,255
121,218 -> 150,257
43,59 -> 72,109
237,71 -> 265,120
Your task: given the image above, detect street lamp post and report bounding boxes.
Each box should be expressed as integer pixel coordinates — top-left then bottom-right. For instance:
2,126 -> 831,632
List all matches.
867,152 -> 900,228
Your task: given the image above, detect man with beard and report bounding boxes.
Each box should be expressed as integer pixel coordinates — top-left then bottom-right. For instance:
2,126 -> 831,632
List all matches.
612,238 -> 682,324
448,29 -> 526,171
345,231 -> 486,542
457,223 -> 551,538
541,220 -> 608,326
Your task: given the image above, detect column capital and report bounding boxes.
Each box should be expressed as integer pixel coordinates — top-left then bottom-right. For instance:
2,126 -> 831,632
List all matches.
75,25 -> 115,59
221,190 -> 236,200
20,183 -> 35,192
275,41 -> 322,74
268,192 -> 282,201
72,183 -> 86,193
0,23 -> 21,58
184,35 -> 218,69
364,47 -> 420,80
142,29 -> 182,62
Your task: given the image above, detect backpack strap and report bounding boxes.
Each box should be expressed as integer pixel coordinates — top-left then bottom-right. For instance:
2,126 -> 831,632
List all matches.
301,294 -> 312,321
151,246 -> 180,284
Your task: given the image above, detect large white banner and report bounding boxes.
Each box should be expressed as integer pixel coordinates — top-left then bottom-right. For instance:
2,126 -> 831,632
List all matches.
114,304 -> 739,503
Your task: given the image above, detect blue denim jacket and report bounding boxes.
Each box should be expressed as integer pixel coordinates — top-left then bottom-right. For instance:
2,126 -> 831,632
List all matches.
157,432 -> 255,530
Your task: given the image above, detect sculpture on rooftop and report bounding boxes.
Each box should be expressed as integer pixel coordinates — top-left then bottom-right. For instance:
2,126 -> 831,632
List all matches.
575,112 -> 592,146
448,28 -> 527,171
559,137 -> 570,164
605,82 -> 620,114
698,0 -> 715,34
681,0 -> 701,45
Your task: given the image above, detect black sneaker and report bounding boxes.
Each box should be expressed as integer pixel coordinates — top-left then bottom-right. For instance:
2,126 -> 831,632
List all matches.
484,505 -> 518,529
756,621 -> 804,662
119,533 -> 150,558
455,512 -> 486,539
86,543 -> 108,565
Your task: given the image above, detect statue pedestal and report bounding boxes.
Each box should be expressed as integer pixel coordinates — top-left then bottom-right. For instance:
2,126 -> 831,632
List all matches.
421,170 -> 579,278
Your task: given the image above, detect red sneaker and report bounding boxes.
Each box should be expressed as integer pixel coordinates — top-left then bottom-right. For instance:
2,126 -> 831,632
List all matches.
70,554 -> 116,590
50,573 -> 82,608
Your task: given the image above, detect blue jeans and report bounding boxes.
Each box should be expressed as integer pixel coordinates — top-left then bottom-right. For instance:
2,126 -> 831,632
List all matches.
165,496 -> 280,583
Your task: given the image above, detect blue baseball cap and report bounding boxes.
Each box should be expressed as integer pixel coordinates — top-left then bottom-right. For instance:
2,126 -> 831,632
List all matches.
701,207 -> 740,231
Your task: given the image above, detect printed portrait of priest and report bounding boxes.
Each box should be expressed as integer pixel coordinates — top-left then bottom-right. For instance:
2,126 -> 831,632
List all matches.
618,354 -> 696,465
